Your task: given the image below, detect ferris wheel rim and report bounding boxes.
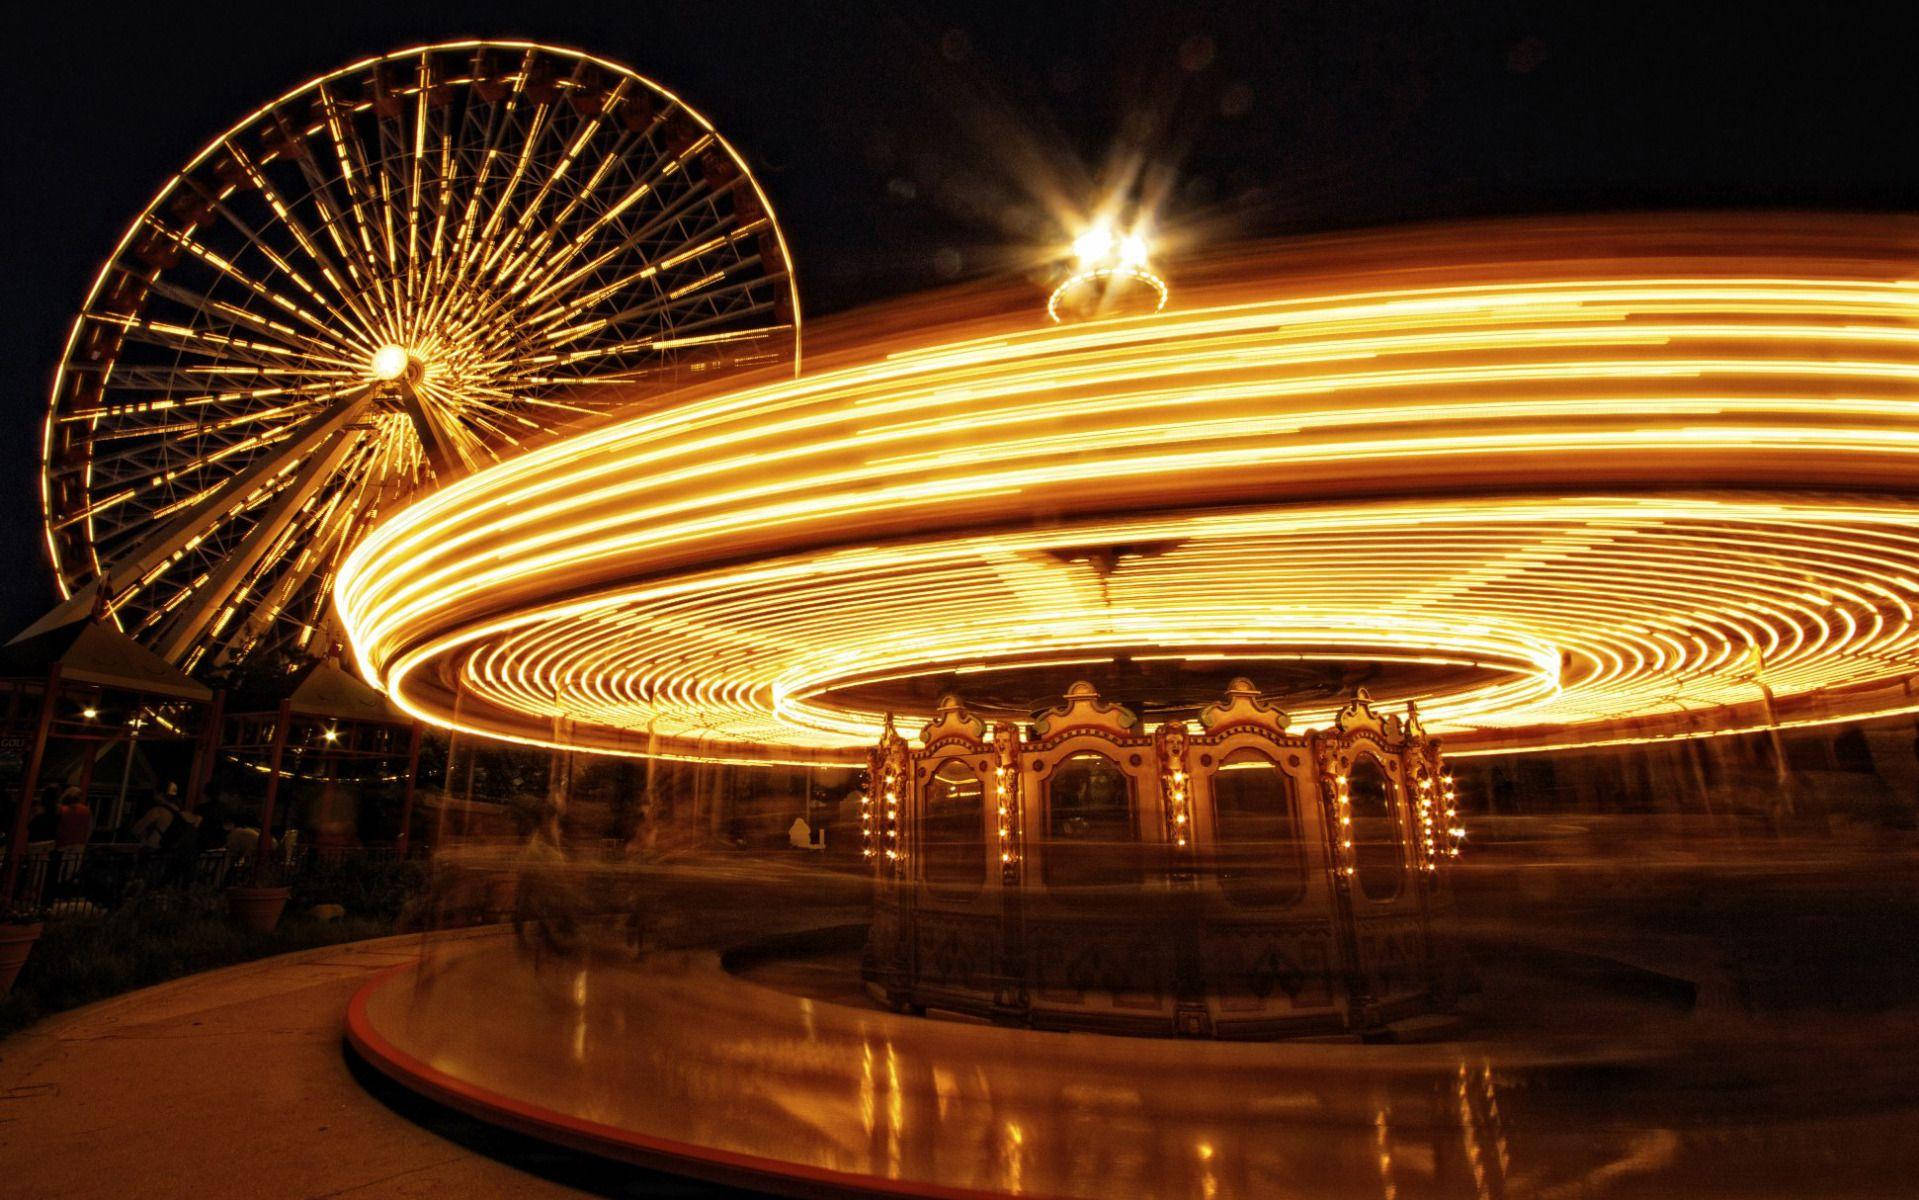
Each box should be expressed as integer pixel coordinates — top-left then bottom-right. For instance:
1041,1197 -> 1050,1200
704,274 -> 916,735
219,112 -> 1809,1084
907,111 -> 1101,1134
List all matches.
40,39 -> 804,667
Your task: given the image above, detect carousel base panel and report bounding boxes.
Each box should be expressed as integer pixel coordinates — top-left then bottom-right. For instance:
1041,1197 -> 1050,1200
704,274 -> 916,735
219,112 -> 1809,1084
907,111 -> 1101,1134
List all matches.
344,930 -> 1919,1199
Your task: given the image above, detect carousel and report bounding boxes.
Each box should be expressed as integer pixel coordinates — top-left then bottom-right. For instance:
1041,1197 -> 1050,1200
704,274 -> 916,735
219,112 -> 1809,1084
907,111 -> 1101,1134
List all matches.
862,680 -> 1459,1038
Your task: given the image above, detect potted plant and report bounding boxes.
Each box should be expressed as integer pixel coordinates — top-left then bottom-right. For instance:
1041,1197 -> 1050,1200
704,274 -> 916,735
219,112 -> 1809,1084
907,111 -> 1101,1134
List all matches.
226,852 -> 292,934
1,901 -> 48,995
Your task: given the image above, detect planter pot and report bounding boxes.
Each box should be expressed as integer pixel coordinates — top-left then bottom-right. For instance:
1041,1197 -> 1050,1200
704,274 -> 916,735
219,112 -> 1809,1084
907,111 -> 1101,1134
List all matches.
226,886 -> 292,934
0,923 -> 43,995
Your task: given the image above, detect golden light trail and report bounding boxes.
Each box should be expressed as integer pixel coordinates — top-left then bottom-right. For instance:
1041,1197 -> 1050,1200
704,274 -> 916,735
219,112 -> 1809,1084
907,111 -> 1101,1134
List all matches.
336,215 -> 1919,765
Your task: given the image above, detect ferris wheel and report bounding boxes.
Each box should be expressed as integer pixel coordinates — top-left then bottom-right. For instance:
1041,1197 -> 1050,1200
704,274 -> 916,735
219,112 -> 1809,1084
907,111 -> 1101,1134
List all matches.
40,41 -> 800,676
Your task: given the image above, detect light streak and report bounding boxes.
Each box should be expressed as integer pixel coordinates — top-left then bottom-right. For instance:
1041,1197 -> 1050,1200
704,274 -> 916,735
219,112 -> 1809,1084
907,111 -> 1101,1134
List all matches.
337,216 -> 1919,764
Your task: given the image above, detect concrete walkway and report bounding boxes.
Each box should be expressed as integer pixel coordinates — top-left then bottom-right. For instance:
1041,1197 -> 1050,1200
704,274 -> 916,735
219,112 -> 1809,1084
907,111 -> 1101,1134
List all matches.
0,929 -> 718,1199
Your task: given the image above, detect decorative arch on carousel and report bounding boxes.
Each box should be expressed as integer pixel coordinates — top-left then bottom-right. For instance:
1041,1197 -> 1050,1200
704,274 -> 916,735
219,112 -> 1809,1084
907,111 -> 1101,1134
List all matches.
861,677 -> 1462,1038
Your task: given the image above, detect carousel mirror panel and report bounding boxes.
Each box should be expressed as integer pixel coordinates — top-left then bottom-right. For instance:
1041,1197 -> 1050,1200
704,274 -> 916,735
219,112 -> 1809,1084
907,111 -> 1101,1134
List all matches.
1211,748 -> 1308,908
1043,750 -> 1142,899
1348,755 -> 1405,902
921,758 -> 988,895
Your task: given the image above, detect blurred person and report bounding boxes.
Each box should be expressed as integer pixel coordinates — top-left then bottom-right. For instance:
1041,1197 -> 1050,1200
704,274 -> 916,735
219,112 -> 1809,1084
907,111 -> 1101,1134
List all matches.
155,806 -> 205,887
54,786 -> 92,848
515,799 -> 579,962
226,822 -> 261,874
194,798 -> 231,852
131,783 -> 182,850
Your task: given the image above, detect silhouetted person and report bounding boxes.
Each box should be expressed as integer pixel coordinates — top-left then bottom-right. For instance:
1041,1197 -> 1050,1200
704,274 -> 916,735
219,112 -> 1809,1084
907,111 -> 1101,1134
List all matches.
156,807 -> 205,887
25,785 -> 60,844
53,786 -> 92,887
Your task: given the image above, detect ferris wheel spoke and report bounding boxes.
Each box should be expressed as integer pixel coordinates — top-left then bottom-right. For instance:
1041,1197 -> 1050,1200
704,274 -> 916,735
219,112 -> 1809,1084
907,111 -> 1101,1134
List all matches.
174,178 -> 369,351
467,103 -> 559,289
216,145 -> 392,350
136,220 -> 364,359
55,384 -> 337,426
70,386 -> 377,582
150,426 -> 366,663
141,281 -> 348,370
523,155 -> 729,310
530,239 -> 773,348
314,84 -> 403,313
65,401 -> 336,481
426,56 -> 533,334
283,121 -> 400,338
107,316 -> 348,378
79,400 -> 338,447
475,74 -> 628,295
512,116 -> 721,307
520,220 -> 764,337
486,102 -> 640,305
500,140 -> 669,305
58,429 -> 308,523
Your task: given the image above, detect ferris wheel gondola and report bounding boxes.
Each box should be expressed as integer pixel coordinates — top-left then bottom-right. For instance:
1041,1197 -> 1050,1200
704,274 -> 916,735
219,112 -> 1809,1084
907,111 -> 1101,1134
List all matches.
39,41 -> 801,676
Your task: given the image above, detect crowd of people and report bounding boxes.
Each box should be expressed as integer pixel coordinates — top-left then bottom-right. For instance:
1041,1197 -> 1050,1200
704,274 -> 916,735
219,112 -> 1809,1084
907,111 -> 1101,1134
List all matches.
11,779 -> 280,905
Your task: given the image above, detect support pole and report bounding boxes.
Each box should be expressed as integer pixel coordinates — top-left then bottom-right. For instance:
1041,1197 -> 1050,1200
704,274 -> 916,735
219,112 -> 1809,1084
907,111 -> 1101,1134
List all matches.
111,717 -> 141,836
185,689 -> 224,813
395,721 -> 422,857
437,667 -> 467,851
2,666 -> 61,904
1758,682 -> 1795,821
254,700 -> 292,887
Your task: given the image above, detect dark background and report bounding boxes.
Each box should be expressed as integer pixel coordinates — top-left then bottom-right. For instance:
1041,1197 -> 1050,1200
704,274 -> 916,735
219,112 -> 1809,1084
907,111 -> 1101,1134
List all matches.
5,1 -> 1916,635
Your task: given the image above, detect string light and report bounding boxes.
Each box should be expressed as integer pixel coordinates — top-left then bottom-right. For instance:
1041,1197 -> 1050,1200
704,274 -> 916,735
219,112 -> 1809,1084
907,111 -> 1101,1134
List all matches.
1333,771 -> 1356,879
859,757 -> 877,861
1165,767 -> 1191,849
1443,773 -> 1463,858
1416,772 -> 1439,871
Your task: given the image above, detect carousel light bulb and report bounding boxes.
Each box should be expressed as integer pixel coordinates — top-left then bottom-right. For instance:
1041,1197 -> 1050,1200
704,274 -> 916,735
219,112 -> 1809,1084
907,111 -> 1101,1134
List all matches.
1118,232 -> 1149,267
1072,223 -> 1115,265
82,707 -> 98,719
370,344 -> 412,381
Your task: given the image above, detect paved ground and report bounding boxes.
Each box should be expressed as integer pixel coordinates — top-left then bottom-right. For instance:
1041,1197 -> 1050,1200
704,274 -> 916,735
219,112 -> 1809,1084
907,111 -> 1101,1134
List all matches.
0,929 -> 722,1200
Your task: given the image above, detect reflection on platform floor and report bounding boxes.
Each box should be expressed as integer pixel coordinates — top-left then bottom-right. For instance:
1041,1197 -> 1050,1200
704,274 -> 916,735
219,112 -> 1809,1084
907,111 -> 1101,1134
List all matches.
352,928 -> 1919,1199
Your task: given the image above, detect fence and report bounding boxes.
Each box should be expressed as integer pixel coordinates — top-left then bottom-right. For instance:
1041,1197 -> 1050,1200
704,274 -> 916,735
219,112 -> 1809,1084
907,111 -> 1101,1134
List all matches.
9,839 -> 406,919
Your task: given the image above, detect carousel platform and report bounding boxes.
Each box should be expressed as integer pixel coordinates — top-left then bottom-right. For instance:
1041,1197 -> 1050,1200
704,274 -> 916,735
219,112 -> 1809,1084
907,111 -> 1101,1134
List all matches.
342,926 -> 1919,1199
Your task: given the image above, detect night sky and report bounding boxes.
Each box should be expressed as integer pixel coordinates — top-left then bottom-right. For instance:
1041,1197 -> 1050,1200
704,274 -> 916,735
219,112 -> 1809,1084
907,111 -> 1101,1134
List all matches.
5,1 -> 1916,636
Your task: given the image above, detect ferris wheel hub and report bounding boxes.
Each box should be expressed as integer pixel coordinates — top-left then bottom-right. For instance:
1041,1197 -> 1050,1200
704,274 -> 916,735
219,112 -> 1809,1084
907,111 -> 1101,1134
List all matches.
369,344 -> 421,384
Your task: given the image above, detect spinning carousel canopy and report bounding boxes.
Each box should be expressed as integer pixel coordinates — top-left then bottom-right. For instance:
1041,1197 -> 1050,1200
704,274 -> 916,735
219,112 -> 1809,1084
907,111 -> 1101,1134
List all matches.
336,214 -> 1919,764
